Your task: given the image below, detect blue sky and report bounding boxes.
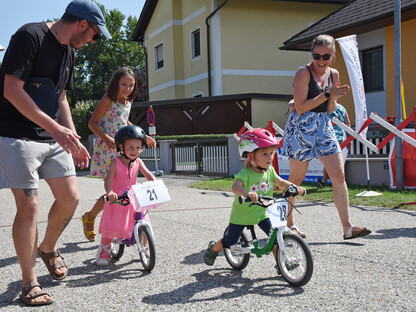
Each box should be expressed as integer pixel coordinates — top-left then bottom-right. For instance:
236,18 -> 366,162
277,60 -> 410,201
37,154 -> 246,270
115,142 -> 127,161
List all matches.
0,0 -> 146,61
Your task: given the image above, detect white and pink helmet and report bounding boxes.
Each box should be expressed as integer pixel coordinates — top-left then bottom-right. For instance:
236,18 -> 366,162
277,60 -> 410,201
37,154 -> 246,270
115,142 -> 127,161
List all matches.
238,128 -> 278,158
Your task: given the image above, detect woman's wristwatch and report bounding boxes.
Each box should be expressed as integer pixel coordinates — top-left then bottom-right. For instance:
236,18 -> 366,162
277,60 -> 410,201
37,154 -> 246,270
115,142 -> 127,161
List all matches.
324,90 -> 331,98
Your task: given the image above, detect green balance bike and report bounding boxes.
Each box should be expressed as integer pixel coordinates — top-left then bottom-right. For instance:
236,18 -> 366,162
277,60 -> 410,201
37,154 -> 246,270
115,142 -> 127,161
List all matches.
224,185 -> 313,287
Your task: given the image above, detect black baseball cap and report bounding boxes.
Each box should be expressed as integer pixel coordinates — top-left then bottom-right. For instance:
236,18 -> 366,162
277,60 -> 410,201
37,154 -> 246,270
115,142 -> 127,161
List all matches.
65,0 -> 112,39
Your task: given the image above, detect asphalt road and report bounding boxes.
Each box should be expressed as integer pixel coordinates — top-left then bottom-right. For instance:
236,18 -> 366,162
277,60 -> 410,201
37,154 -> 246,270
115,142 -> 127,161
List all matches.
0,173 -> 415,311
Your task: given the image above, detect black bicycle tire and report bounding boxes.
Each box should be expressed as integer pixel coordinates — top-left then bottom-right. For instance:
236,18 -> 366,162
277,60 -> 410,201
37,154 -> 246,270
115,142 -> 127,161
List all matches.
138,225 -> 156,272
110,241 -> 125,259
276,233 -> 313,287
223,226 -> 251,270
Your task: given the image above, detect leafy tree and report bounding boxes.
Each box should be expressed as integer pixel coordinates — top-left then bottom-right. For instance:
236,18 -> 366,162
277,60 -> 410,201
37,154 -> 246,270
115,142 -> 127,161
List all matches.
67,4 -> 145,105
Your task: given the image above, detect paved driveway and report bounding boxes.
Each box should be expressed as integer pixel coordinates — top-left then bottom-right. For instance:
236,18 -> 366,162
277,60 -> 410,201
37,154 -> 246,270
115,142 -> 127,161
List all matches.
0,174 -> 415,311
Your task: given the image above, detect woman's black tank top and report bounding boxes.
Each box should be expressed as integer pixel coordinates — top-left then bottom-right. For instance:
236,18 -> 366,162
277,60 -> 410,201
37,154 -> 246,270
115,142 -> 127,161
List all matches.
305,65 -> 333,113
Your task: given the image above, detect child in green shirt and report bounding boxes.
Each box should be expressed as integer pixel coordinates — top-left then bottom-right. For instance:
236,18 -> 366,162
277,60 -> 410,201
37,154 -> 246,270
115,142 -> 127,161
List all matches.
204,128 -> 305,266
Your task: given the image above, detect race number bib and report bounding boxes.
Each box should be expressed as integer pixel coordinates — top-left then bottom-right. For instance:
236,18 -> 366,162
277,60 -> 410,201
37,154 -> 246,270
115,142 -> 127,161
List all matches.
266,199 -> 287,228
130,180 -> 171,209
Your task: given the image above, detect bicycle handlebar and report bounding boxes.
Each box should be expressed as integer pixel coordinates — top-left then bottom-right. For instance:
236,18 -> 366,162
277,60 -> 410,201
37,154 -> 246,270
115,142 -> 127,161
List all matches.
238,184 -> 305,210
103,191 -> 130,206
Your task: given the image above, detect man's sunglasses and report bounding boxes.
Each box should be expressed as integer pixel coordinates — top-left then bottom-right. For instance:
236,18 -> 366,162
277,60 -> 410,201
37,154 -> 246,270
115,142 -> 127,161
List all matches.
312,53 -> 332,61
88,22 -> 102,41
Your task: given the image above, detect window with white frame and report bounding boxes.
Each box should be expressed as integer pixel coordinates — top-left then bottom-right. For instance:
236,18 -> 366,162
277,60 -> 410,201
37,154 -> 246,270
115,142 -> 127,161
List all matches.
191,28 -> 201,59
362,46 -> 383,92
154,43 -> 164,71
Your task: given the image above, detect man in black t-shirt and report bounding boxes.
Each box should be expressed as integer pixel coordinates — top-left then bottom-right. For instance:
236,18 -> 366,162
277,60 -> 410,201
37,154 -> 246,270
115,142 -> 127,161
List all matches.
0,0 -> 111,306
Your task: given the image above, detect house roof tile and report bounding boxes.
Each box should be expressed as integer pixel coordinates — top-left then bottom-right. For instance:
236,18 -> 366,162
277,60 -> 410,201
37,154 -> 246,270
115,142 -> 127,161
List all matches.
280,0 -> 416,51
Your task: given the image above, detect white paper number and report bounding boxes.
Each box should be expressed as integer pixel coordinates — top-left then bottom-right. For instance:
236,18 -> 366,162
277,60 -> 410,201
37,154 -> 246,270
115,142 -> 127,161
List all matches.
131,180 -> 171,207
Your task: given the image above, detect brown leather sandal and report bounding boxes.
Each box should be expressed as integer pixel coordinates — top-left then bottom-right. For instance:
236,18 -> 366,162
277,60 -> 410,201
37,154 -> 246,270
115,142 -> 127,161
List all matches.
37,248 -> 68,280
343,226 -> 371,240
19,282 -> 54,306
290,225 -> 307,238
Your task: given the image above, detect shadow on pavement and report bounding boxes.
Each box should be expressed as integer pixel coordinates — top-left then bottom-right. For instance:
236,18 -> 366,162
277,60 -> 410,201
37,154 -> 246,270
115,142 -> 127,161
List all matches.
141,269 -> 304,305
367,226 -> 416,239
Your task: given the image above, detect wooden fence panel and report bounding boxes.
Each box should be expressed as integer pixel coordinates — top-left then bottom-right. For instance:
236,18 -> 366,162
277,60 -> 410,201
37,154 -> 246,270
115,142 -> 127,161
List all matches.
130,99 -> 251,135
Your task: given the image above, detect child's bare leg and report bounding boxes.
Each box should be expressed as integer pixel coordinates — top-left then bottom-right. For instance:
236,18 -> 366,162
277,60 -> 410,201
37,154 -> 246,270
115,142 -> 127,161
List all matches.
87,195 -> 105,220
272,244 -> 277,263
211,239 -> 223,253
272,244 -> 282,274
81,196 -> 104,242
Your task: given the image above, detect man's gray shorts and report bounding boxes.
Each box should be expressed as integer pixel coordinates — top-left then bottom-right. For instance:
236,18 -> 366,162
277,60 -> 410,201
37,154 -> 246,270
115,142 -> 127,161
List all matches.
0,136 -> 75,189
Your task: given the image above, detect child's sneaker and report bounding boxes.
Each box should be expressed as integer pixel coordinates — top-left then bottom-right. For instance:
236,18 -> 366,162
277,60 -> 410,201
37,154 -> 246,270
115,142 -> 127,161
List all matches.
96,257 -> 110,266
96,242 -> 111,266
204,241 -> 218,266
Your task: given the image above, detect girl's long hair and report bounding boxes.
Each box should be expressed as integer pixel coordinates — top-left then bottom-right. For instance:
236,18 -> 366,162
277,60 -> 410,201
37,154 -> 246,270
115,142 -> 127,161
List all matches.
106,67 -> 138,102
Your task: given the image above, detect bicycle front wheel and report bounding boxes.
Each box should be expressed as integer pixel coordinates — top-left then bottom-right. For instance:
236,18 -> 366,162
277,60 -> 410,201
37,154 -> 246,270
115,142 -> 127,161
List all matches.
223,226 -> 251,270
110,240 -> 125,259
137,225 -> 156,272
276,233 -> 313,287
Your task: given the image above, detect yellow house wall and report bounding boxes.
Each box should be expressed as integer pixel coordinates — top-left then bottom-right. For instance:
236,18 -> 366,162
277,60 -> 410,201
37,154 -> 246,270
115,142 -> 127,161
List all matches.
146,0 -> 212,100
220,0 -> 341,95
328,43 -> 354,121
178,0 -> 210,97
146,0 -> 177,99
251,99 -> 291,130
335,18 -> 415,126
145,0 -> 342,101
385,19 -> 415,119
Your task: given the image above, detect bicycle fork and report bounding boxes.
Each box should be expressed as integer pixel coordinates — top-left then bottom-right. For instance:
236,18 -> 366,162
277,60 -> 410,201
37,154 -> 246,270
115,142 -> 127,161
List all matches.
276,226 -> 300,269
133,212 -> 154,253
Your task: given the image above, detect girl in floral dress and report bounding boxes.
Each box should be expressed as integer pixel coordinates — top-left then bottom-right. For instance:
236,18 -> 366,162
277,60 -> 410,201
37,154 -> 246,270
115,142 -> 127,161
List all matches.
81,67 -> 155,242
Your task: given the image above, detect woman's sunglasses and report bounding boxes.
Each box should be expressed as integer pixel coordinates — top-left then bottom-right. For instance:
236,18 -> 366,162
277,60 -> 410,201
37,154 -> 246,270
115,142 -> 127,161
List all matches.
312,53 -> 332,61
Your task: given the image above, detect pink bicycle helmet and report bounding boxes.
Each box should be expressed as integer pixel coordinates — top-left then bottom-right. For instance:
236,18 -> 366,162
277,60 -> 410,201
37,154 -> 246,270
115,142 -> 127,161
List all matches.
239,128 -> 278,157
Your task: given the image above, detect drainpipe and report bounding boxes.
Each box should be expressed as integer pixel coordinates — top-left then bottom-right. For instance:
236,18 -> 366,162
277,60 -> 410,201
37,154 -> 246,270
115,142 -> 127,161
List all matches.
141,40 -> 150,101
205,0 -> 228,97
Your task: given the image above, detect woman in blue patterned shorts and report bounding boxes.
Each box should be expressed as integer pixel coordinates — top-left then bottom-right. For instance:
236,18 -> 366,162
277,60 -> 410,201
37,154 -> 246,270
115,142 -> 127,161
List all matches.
282,34 -> 371,240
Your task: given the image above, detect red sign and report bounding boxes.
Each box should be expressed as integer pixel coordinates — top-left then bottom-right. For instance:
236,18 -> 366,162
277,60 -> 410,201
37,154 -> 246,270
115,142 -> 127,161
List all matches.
147,106 -> 155,126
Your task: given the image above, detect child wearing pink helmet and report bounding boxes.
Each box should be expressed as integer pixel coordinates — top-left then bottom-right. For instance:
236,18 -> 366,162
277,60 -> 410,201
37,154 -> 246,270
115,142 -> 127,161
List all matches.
204,128 -> 306,266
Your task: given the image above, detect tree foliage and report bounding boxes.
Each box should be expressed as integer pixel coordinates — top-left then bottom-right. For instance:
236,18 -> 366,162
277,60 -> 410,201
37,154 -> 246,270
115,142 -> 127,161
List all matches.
67,4 -> 145,105
71,100 -> 96,140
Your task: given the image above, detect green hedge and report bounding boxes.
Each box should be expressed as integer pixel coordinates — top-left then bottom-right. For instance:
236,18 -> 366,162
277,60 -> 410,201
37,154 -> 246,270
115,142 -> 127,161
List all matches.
71,100 -> 96,140
153,134 -> 229,141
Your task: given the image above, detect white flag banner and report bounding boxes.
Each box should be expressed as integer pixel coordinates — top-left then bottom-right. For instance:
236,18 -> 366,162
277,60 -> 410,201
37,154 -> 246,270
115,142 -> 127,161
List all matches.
336,35 -> 368,137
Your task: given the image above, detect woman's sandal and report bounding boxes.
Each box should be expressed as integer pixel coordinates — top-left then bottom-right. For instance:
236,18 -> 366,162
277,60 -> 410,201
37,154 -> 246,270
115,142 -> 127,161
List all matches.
37,248 -> 68,280
81,212 -> 97,242
343,225 -> 371,240
289,225 -> 307,238
19,282 -> 54,306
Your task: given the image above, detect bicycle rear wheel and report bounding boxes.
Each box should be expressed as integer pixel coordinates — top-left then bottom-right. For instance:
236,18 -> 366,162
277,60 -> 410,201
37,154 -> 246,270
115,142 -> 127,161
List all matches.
137,225 -> 156,272
275,233 -> 313,287
223,226 -> 251,270
110,240 -> 125,259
